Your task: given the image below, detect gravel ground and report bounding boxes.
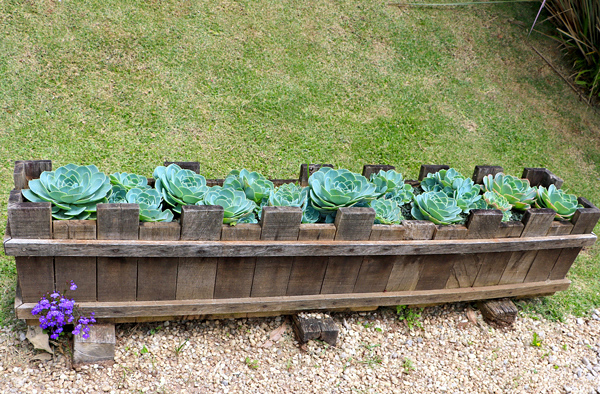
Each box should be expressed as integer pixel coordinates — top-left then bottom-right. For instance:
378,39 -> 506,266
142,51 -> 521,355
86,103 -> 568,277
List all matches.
2,303 -> 600,393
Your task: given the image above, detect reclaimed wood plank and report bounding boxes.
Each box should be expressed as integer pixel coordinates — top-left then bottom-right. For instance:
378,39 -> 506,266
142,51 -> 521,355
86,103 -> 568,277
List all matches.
14,160 -> 52,190
523,220 -> 575,283
139,222 -> 180,241
385,255 -> 424,292
520,208 -> 556,238
472,165 -> 503,184
353,256 -> 395,293
546,221 -> 574,236
16,279 -> 571,319
522,168 -> 563,188
570,198 -> 600,235
497,221 -> 524,238
5,234 -> 596,257
297,224 -> 336,240
220,224 -> 261,241
16,256 -> 54,303
478,298 -> 517,328
97,257 -> 137,302
334,207 -> 375,241
251,257 -> 292,297
164,161 -> 200,173
467,210 -> 502,239
214,257 -> 256,299
370,224 -> 406,241
176,257 -> 218,300
96,204 -> 139,240
260,207 -> 302,241
13,161 -> 26,190
137,223 -> 179,301
181,205 -> 222,241
402,220 -> 436,240
418,165 -> 449,181
8,189 -> 23,205
548,247 -> 582,280
299,164 -> 333,187
53,220 -> 97,240
8,202 -> 52,239
362,164 -> 395,179
433,225 -> 468,240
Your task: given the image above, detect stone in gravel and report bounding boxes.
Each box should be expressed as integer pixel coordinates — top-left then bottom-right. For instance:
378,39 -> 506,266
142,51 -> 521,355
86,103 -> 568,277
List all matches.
416,337 -> 423,344
565,385 -> 573,393
584,358 -> 591,366
405,340 -> 413,347
549,356 -> 557,364
578,318 -> 585,325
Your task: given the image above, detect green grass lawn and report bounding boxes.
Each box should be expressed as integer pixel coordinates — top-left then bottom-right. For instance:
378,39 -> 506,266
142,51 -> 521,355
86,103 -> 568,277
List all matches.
1,0 -> 600,324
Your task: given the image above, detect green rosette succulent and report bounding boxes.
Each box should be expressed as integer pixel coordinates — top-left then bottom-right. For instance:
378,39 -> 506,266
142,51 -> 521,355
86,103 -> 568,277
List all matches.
370,199 -> 404,225
308,167 -> 379,214
411,191 -> 463,225
302,202 -> 321,224
109,172 -> 150,191
22,164 -> 112,220
535,185 -> 581,220
268,183 -> 308,208
126,188 -> 174,222
370,170 -> 405,197
153,164 -> 209,213
452,178 -> 482,214
483,173 -> 537,211
421,168 -> 465,193
197,186 -> 258,225
482,191 -> 513,222
108,185 -> 128,203
223,169 -> 274,205
388,183 -> 415,206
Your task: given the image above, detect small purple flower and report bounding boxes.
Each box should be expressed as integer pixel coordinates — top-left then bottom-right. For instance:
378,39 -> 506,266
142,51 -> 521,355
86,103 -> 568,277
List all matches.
70,281 -> 77,291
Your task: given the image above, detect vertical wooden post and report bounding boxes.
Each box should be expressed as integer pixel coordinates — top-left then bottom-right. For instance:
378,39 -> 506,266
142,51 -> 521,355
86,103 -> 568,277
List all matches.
321,208 -> 375,294
53,220 -> 97,302
418,165 -> 449,181
180,205 -> 223,241
472,165 -> 503,184
96,204 -> 139,302
252,207 -> 302,297
13,160 -> 52,190
522,168 -> 564,188
362,164 -> 395,179
299,164 -> 333,187
163,161 -> 200,173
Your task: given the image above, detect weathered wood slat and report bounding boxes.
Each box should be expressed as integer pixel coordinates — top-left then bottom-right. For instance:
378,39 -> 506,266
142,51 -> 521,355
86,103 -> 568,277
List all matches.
8,202 -> 52,239
362,164 -> 395,179
176,258 -> 217,299
497,221 -> 524,238
251,257 -> 292,297
334,207 -> 375,241
220,224 -> 261,241
434,225 -> 468,240
570,198 -> 600,235
137,224 -> 179,301
6,234 -> 596,257
522,168 -> 563,188
299,164 -> 334,187
260,207 -> 302,241
353,256 -> 396,293
139,222 -> 180,241
13,160 -> 52,190
164,161 -> 200,173
180,205 -> 222,241
297,224 -> 336,240
53,220 -> 97,240
418,164 -> 449,181
523,221 -> 575,283
287,226 -> 332,296
402,220 -> 435,240
548,247 -> 582,280
467,210 -> 502,239
370,224 -> 406,240
472,165 -> 503,184
214,257 -> 256,299
16,257 -> 55,303
96,204 -> 139,240
15,279 -> 571,319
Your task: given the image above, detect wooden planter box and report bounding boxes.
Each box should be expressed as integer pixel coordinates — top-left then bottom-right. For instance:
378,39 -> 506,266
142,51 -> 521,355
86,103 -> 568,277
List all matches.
5,161 -> 599,323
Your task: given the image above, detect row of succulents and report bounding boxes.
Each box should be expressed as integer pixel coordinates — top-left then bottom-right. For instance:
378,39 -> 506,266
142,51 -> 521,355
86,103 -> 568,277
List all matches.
21,164 -> 581,225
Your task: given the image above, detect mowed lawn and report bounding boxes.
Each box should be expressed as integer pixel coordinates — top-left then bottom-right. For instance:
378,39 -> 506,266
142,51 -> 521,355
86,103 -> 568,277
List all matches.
1,0 -> 600,322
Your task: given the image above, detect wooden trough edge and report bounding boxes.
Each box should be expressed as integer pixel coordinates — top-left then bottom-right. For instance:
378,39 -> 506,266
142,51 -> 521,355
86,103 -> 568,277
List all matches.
4,234 -> 596,257
15,279 -> 570,320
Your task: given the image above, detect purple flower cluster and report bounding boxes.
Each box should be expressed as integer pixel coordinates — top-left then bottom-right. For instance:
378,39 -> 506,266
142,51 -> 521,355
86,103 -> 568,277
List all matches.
31,281 -> 96,340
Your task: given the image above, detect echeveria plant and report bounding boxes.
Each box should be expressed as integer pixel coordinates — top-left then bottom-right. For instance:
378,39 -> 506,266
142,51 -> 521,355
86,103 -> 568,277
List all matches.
535,185 -> 581,220
388,183 -> 415,206
482,191 -> 513,222
109,172 -> 150,191
411,191 -> 463,225
153,163 -> 209,213
370,199 -> 404,225
370,170 -> 405,197
197,186 -> 257,225
22,164 -> 112,220
483,173 -> 537,211
126,188 -> 174,222
268,183 -> 308,208
308,167 -> 379,214
421,168 -> 466,193
223,169 -> 274,205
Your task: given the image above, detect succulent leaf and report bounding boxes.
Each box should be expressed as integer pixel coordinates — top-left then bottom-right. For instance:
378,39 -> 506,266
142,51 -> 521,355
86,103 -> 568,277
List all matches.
483,173 -> 537,211
22,164 -> 111,220
421,168 -> 466,193
370,170 -> 405,197
124,187 -> 173,222
223,169 -> 274,205
370,199 -> 404,225
268,183 -> 308,208
411,191 -> 463,225
109,172 -> 150,191
535,185 -> 580,220
197,186 -> 258,226
153,164 -> 208,213
482,191 -> 513,222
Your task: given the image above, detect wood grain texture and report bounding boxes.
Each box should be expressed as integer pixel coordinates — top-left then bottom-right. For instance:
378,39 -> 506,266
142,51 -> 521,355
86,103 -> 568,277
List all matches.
570,199 -> 600,235
353,256 -> 395,293
176,258 -> 217,299
402,220 -> 436,240
472,166 -> 503,184
418,165 -> 449,181
16,256 -> 54,302
286,256 -> 328,296
8,202 -> 52,239
8,189 -> 23,204
299,164 -> 333,187
467,210 -> 502,239
72,324 -> 115,366
297,224 -> 336,240
497,221 -> 524,238
471,252 -> 513,287
16,279 -> 571,319
53,220 -> 97,240
414,254 -> 455,291
251,257 -> 292,297
260,206 -> 302,241
55,257 -> 97,302
520,209 -> 556,237
362,164 -> 395,179
137,257 -> 178,301
181,205 -> 222,241
139,222 -> 180,241
214,257 -> 256,299
433,225 -> 468,240
478,298 -> 517,328
220,224 -> 261,241
96,204 -> 139,240
13,161 -> 26,190
385,255 -> 425,292
523,220 -> 575,283
522,168 -> 563,188
97,257 -> 137,302
548,247 -> 582,280
13,160 -> 52,189
320,256 -> 363,294
6,234 -> 596,257
334,207 -> 375,241
546,221 -> 574,236
370,224 -> 406,240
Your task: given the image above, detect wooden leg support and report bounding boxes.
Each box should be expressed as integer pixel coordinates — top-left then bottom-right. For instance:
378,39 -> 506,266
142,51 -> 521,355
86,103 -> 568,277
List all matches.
478,298 -> 518,328
73,324 -> 116,367
292,313 -> 339,346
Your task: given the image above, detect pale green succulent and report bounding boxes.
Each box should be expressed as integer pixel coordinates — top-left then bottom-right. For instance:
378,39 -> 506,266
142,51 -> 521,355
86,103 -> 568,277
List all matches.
197,186 -> 258,225
370,199 -> 404,225
268,183 -> 308,208
451,178 -> 482,214
22,164 -> 112,220
370,170 -> 405,197
308,167 -> 379,214
421,168 -> 465,193
387,183 -> 415,206
535,185 -> 581,220
109,172 -> 150,191
483,173 -> 537,211
108,185 -> 128,203
302,202 -> 321,224
411,191 -> 463,225
482,191 -> 513,222
126,188 -> 174,222
223,169 -> 274,205
153,164 -> 209,213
